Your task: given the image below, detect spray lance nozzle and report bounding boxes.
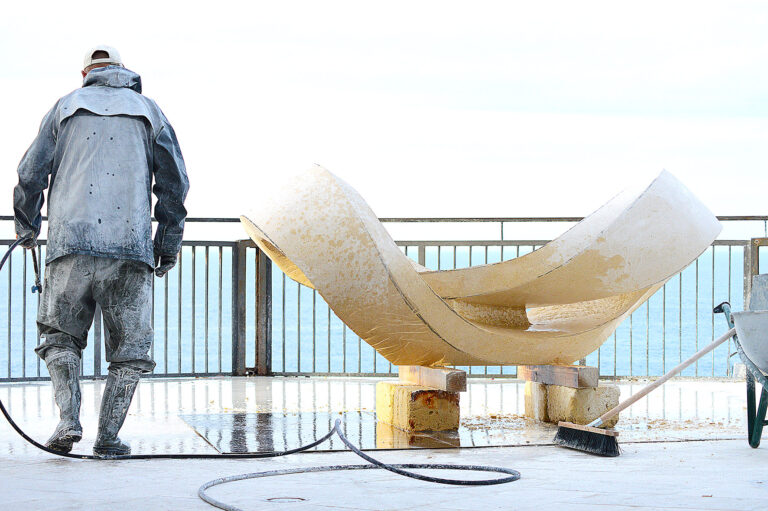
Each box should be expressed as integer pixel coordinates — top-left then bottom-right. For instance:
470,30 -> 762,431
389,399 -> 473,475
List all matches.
30,248 -> 42,294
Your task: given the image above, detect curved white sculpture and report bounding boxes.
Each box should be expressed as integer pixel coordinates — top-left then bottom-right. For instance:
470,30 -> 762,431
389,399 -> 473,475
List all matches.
241,167 -> 720,367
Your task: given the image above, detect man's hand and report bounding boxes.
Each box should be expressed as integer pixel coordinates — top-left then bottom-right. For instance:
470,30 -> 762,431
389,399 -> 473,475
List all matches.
16,234 -> 37,249
154,253 -> 177,278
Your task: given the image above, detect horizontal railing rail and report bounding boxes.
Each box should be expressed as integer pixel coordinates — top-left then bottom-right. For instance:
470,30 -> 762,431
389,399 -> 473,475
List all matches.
3,215 -> 767,222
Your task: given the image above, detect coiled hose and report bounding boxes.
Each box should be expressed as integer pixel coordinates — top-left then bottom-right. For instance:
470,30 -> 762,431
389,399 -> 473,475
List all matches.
0,239 -> 520,510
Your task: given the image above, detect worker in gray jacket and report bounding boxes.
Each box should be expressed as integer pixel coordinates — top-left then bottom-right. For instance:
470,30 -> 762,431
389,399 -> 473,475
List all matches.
13,46 -> 189,456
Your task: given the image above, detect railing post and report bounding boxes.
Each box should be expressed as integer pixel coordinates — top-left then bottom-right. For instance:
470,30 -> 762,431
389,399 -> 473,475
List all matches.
747,238 -> 767,308
231,240 -> 248,376
255,248 -> 272,375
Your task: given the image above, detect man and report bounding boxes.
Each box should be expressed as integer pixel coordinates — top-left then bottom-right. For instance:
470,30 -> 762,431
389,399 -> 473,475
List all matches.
13,46 -> 189,456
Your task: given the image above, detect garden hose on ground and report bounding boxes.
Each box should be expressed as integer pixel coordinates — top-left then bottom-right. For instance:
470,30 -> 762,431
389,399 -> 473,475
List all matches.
0,239 -> 520,510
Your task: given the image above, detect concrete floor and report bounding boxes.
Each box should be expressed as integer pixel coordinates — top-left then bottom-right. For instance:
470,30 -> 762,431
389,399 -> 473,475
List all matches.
1,376 -> 766,510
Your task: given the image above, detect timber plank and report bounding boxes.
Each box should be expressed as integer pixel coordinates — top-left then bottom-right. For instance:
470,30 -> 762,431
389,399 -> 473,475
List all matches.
398,366 -> 467,392
517,364 -> 598,388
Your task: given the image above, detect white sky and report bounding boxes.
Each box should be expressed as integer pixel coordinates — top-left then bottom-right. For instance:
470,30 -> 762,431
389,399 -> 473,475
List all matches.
1,1 -> 766,238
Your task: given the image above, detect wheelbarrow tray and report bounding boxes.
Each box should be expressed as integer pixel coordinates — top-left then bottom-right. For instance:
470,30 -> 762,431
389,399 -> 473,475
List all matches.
732,311 -> 768,375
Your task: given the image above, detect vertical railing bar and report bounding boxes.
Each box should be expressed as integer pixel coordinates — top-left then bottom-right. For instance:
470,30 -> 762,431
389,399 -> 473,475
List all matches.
297,283 -> 301,373
727,245 -> 732,375
164,264 -> 169,375
327,304 -> 331,373
662,284 -> 666,374
22,251 -> 26,378
231,241 -> 247,376
357,334 -> 361,374
372,326 -> 377,373
281,272 -> 285,373
150,267 -> 155,365
453,246 -> 456,268
255,250 -> 272,376
36,245 -> 42,376
252,248 -> 257,370
342,324 -> 347,373
695,258 -> 699,377
192,247 -> 196,374
218,246 -> 223,374
312,289 -> 316,373
629,312 -> 633,377
484,245 -> 488,376
711,247 -> 715,377
679,270 -> 682,365
469,245 -> 472,266
645,299 -> 649,377
254,248 -> 259,370
613,331 -> 616,377
437,245 -> 441,270
205,246 -> 209,373
178,248 -> 183,374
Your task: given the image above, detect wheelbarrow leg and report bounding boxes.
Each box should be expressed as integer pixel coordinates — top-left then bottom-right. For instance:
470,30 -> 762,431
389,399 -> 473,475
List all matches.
747,371 -> 756,444
749,381 -> 768,448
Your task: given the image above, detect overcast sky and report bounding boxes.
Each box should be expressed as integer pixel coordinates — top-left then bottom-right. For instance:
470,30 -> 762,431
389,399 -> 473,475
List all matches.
1,1 -> 766,234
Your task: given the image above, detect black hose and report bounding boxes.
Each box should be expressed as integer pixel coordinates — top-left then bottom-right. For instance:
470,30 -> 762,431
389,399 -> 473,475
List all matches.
0,240 -> 521,509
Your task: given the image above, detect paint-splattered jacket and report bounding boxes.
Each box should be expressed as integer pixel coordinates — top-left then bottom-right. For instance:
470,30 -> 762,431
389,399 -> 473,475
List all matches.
13,66 -> 189,268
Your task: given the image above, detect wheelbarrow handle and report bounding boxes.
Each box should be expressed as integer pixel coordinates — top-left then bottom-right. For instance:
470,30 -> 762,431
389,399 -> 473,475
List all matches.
714,302 -> 734,329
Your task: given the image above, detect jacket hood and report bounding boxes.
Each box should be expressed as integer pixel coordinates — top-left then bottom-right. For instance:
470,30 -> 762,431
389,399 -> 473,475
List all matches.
82,66 -> 142,93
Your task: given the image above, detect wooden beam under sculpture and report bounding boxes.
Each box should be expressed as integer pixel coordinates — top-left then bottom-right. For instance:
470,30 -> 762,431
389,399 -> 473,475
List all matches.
241,167 -> 720,367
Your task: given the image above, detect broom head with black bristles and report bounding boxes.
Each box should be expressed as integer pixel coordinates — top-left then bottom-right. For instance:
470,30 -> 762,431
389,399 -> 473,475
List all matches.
553,421 -> 621,457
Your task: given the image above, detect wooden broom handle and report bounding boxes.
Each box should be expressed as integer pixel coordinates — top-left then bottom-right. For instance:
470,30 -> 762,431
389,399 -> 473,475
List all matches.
596,327 -> 736,424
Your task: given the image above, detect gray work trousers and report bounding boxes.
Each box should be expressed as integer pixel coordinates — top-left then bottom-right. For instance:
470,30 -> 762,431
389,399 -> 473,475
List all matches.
35,254 -> 156,373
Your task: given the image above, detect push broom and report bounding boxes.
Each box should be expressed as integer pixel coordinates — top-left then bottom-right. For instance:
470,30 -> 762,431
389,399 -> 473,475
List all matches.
553,326 -> 736,456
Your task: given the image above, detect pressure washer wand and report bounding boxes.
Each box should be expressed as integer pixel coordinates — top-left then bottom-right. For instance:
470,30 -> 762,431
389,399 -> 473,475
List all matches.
30,247 -> 42,293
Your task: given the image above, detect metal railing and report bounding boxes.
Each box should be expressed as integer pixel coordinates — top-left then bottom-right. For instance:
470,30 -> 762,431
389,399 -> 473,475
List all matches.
1,216 -> 767,382
0,240 -> 237,381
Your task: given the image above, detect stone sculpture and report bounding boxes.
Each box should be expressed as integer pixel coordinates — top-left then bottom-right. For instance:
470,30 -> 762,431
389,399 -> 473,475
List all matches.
241,166 -> 720,367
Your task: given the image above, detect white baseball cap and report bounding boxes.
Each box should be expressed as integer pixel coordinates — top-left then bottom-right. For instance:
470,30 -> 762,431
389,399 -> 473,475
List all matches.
83,45 -> 123,70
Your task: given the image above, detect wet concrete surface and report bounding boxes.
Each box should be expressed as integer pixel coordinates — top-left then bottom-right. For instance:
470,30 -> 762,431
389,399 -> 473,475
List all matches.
0,377 -> 765,510
0,377 -> 752,455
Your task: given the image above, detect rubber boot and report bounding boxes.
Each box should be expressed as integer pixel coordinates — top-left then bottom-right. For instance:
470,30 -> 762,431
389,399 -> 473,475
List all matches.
93,366 -> 141,456
44,349 -> 83,453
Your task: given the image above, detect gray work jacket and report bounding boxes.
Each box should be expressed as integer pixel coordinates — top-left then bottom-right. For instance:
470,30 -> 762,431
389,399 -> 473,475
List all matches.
13,66 -> 189,268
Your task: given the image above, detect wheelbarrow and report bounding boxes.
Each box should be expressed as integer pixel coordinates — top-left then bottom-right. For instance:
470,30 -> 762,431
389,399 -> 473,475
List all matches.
714,299 -> 768,448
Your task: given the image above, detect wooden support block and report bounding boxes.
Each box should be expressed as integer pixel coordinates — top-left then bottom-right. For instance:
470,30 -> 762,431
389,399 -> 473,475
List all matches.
398,366 -> 467,392
517,364 -> 598,388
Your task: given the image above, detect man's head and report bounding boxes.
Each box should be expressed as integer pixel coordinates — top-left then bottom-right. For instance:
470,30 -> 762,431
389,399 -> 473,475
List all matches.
82,45 -> 123,77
